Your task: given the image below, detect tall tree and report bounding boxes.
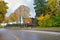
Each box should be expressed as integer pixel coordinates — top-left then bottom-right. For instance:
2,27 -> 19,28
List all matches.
0,0 -> 8,23
36,0 -> 60,27
34,0 -> 47,26
46,0 -> 60,15
34,0 -> 46,17
34,0 -> 60,27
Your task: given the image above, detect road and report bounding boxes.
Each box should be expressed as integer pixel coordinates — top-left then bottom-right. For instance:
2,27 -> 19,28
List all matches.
0,28 -> 60,40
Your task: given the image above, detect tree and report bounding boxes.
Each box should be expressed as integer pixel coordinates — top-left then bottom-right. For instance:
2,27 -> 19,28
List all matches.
4,17 -> 9,23
46,0 -> 60,15
9,12 -> 17,22
34,0 -> 47,26
15,5 -> 30,24
34,0 -> 60,17
0,14 -> 3,23
0,0 -> 8,23
34,0 -> 47,17
34,0 -> 60,27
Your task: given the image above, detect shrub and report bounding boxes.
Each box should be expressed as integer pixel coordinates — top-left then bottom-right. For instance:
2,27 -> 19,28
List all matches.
37,14 -> 60,27
0,25 -> 4,28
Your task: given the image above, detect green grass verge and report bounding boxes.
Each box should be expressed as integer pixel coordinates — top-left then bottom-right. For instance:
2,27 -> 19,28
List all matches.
0,25 -> 4,28
33,26 -> 60,31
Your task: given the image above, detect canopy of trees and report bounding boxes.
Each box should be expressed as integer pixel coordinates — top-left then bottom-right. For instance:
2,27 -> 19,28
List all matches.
34,0 -> 60,27
9,12 -> 17,22
34,0 -> 46,17
0,0 -> 8,23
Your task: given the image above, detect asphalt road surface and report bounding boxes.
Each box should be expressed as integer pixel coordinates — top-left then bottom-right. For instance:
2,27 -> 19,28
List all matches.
0,28 -> 60,40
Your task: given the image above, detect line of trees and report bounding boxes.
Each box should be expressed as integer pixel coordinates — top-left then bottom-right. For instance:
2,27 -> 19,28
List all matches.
34,0 -> 60,27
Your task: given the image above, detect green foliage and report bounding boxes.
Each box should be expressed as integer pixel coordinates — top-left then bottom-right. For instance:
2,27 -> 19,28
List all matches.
0,25 -> 4,28
52,16 -> 60,27
34,0 -> 47,17
9,12 -> 17,22
34,0 -> 60,27
39,15 -> 60,27
0,1 -> 8,23
0,1 -> 8,14
33,18 -> 39,27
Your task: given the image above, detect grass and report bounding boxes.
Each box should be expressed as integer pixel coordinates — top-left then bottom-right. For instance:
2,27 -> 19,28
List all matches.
0,25 -> 4,28
33,26 -> 60,31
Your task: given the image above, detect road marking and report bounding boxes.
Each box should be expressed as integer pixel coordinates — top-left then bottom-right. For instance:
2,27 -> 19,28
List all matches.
7,33 -> 20,40
17,30 -> 60,35
11,34 -> 20,40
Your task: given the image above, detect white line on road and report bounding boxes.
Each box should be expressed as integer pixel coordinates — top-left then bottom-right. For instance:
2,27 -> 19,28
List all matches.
19,30 -> 60,35
11,34 -> 20,40
6,31 -> 20,40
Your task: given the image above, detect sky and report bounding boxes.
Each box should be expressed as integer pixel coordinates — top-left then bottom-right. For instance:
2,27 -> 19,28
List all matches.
4,0 -> 36,18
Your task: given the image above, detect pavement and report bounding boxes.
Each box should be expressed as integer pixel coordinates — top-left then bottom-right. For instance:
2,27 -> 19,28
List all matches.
0,28 -> 60,40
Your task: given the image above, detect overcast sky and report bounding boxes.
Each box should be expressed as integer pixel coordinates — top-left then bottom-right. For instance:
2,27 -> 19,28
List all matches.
4,0 -> 36,18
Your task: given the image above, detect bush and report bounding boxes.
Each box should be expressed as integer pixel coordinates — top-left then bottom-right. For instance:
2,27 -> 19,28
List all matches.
39,15 -> 60,27
0,25 -> 4,28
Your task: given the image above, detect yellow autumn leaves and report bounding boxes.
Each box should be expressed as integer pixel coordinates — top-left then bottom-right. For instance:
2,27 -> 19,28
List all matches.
9,12 -> 17,22
37,13 -> 51,25
0,1 -> 8,14
0,1 -> 8,23
36,0 -> 60,26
